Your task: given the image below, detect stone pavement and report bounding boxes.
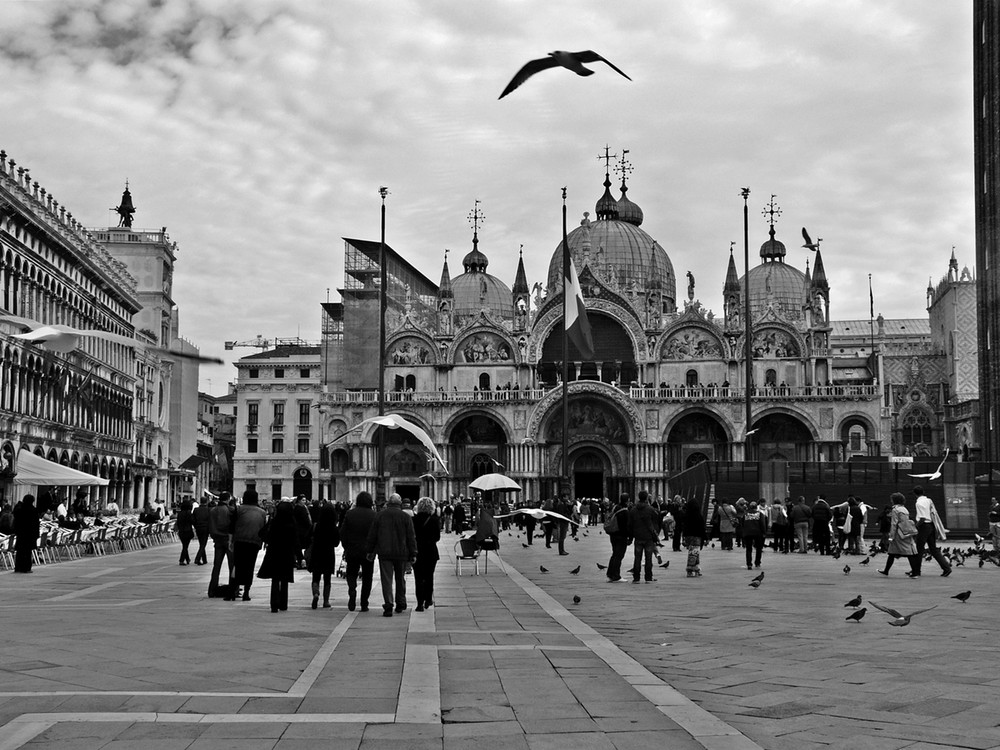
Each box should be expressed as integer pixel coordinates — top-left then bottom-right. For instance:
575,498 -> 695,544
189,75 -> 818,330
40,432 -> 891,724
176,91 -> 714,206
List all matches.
0,528 -> 996,750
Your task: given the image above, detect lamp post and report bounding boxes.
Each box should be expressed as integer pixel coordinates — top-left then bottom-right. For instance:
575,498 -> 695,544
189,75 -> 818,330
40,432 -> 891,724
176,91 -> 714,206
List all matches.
741,187 -> 753,461
377,186 -> 389,503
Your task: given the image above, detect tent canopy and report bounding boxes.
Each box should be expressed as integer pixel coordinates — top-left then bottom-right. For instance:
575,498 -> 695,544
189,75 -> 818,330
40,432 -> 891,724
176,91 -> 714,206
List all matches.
13,450 -> 110,486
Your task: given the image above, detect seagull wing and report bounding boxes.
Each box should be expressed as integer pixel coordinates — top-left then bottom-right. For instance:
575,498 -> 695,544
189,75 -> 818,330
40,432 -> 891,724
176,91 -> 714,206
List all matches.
499,56 -> 560,99
907,471 -> 937,479
13,326 -> 80,353
574,50 -> 631,80
903,605 -> 937,619
150,347 -> 225,365
802,227 -> 813,246
0,314 -> 45,331
934,448 -> 950,473
867,600 -> 904,619
73,327 -> 143,349
382,413 -> 449,473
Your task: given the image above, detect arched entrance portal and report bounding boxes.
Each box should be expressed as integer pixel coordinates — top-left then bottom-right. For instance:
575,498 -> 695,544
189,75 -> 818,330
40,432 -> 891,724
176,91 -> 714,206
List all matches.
751,413 -> 814,461
666,412 -> 730,470
571,448 -> 609,500
292,466 -> 312,499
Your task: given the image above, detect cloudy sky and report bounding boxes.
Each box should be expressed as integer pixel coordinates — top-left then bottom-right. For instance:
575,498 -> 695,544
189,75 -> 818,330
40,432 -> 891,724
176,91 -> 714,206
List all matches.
1,0 -> 974,394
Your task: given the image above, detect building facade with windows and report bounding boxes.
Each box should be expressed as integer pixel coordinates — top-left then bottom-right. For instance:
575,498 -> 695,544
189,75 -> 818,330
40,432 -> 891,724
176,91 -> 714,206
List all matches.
232,345 -> 322,502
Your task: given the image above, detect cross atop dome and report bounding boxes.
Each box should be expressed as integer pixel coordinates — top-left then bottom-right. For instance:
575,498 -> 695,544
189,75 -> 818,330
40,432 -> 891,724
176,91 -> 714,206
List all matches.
759,194 -> 786,262
463,200 -> 489,273
615,149 -> 634,187
597,144 -> 617,174
762,194 -> 782,229
468,199 -> 485,238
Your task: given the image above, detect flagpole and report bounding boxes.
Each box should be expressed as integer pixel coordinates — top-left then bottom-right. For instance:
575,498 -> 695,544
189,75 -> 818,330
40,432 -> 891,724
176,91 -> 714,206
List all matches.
868,273 -> 875,363
377,186 -> 388,503
741,187 -> 753,460
561,187 -> 570,498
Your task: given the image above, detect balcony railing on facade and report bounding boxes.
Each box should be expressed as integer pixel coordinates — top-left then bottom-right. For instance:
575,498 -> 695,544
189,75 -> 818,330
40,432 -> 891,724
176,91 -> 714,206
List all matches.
320,383 -> 879,406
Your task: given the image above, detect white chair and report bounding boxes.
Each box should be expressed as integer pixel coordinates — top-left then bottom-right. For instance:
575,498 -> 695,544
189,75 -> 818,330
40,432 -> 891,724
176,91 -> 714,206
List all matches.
454,538 -> 480,575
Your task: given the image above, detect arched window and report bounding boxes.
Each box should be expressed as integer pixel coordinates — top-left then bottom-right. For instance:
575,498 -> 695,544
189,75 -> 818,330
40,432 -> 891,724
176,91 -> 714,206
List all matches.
901,409 -> 933,450
685,369 -> 698,387
405,374 -> 416,390
765,368 -> 777,387
479,373 -> 491,391
470,453 -> 494,479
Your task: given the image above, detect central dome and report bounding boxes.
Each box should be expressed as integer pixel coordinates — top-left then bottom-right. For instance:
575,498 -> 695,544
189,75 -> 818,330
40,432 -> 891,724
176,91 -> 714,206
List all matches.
546,217 -> 676,304
739,260 -> 807,322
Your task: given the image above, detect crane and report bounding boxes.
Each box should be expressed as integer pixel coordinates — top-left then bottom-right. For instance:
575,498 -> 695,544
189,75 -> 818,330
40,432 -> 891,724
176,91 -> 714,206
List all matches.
224,336 -> 317,350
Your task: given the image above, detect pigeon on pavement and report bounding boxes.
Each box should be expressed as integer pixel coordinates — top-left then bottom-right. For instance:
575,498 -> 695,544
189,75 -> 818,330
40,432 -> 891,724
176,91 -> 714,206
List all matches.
845,608 -> 867,623
844,595 -> 862,608
951,591 -> 972,603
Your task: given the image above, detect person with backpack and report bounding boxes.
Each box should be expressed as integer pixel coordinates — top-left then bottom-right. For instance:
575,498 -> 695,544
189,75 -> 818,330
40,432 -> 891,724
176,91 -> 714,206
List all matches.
604,494 -> 631,582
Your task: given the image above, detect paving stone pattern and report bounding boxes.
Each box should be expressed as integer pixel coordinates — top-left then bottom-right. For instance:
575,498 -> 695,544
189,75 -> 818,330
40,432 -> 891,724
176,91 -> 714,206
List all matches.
0,527 -> 996,749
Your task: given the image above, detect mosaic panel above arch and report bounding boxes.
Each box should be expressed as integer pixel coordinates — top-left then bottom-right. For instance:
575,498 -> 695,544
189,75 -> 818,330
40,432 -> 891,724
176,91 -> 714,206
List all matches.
660,326 -> 725,360
455,331 -> 516,364
526,381 -> 644,442
387,336 -> 435,366
751,326 -> 801,358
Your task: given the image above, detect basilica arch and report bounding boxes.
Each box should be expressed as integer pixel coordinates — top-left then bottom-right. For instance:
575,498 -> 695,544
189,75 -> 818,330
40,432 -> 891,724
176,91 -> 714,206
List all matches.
749,408 -> 818,462
663,409 -> 734,468
838,413 -> 878,460
535,309 -> 642,385
526,381 -> 644,442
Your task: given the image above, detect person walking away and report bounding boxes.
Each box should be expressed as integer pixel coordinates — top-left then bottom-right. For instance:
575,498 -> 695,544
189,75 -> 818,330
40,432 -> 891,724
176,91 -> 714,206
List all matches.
912,485 -> 952,577
231,489 -> 267,601
208,492 -> 235,597
258,500 -> 299,612
175,499 -> 194,565
441,501 -> 453,534
811,496 -> 832,555
605,494 -> 631,582
293,497 -> 313,570
846,497 -> 864,554
741,501 -> 767,569
540,497 -> 556,548
192,496 -> 211,565
988,498 -> 1000,552
12,494 -> 40,573
628,491 -> 660,583
412,497 -> 440,611
733,497 -> 747,548
716,498 -> 737,551
789,496 -> 812,554
308,503 -> 340,609
366,493 -> 417,617
670,496 -> 684,551
768,498 -> 789,553
878,492 -> 919,576
452,500 -> 466,534
554,493 -> 573,555
339,491 -> 377,612
522,500 -> 537,544
681,497 -> 705,576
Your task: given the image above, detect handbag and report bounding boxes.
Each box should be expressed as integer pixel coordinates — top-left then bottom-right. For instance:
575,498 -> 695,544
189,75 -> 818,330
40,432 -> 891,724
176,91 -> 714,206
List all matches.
896,517 -> 917,539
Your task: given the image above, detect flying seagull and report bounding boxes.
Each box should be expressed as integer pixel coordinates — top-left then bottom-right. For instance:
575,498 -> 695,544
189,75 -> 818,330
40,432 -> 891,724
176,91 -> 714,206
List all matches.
868,600 -> 937,627
801,227 -> 821,251
907,448 -> 950,481
0,314 -> 224,364
329,413 -> 449,473
493,508 -> 580,527
499,50 -> 631,99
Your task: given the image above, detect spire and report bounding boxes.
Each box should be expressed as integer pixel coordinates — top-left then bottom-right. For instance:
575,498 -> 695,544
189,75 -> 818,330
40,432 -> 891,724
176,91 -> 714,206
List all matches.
438,249 -> 453,299
803,257 -> 812,303
949,245 -> 959,280
812,247 -> 828,291
724,244 -> 740,293
113,179 -> 136,228
615,149 -> 643,226
461,200 -> 489,272
512,244 -> 529,296
758,194 -> 786,262
595,145 -> 619,221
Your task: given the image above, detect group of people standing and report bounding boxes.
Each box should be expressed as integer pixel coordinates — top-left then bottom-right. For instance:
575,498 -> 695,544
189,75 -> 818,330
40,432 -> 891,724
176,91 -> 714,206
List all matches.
190,490 -> 442,616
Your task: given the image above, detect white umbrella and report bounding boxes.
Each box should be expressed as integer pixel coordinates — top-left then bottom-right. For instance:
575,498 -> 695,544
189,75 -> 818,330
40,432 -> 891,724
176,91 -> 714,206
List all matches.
469,473 -> 521,491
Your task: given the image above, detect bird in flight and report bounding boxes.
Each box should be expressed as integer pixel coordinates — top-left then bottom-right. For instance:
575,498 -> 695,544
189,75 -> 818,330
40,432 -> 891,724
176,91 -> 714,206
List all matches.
499,50 -> 631,99
330,413 -> 449,473
908,448 -> 950,480
868,600 -> 937,626
801,227 -> 821,251
494,508 -> 580,527
0,314 -> 224,364
845,608 -> 867,623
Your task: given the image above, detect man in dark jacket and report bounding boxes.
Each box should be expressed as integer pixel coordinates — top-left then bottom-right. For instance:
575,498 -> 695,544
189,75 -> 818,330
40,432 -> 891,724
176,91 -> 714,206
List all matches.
628,491 -> 661,583
13,494 -> 40,573
208,492 -> 235,597
230,489 -> 267,601
366,493 -> 417,617
811,495 -> 833,555
339,491 -> 377,612
192,496 -> 212,565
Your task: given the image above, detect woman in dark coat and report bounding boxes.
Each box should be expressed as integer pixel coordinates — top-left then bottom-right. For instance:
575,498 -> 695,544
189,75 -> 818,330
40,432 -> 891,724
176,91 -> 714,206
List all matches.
12,494 -> 40,573
412,497 -> 440,612
258,501 -> 299,613
308,504 -> 341,609
175,499 -> 194,566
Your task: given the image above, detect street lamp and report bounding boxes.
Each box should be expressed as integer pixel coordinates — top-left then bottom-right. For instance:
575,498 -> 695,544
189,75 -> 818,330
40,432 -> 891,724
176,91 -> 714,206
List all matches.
377,186 -> 389,503
741,187 -> 753,461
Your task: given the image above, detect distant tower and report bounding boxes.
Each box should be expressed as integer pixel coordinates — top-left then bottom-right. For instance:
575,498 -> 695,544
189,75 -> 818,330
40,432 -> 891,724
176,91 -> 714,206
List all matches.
975,0 -> 1000,460
114,181 -> 136,228
437,249 -> 454,335
512,245 -> 530,332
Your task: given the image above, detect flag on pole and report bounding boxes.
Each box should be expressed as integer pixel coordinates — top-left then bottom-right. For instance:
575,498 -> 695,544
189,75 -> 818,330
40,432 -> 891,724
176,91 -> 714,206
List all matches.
564,248 -> 594,360
869,275 -> 874,319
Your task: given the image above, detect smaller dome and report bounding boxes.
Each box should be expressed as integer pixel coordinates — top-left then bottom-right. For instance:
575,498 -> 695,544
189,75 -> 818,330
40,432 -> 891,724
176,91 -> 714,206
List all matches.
595,174 -> 619,221
463,244 -> 489,272
759,227 -> 786,260
617,184 -> 643,226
